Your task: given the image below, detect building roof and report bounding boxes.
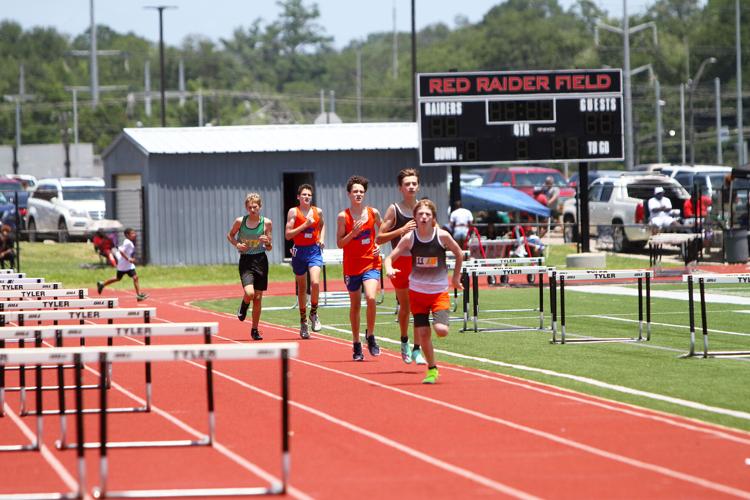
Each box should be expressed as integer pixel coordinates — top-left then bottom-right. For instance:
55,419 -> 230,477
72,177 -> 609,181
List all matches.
111,122 -> 418,156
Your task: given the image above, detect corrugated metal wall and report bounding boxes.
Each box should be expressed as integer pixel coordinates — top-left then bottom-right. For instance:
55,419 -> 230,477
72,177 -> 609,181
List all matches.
142,149 -> 448,265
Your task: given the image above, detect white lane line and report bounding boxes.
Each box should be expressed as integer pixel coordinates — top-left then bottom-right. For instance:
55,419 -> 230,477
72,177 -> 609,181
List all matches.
2,403 -> 89,499
168,308 -> 750,497
592,314 -> 750,339
568,284 -> 750,305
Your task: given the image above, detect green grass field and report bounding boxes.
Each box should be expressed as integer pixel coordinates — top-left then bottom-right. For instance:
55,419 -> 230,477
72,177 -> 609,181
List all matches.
195,282 -> 750,431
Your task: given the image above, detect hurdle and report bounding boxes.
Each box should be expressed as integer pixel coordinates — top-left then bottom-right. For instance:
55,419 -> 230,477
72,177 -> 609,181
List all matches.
0,277 -> 47,285
549,269 -> 652,344
0,288 -> 87,300
0,322 -> 219,451
465,256 -> 545,285
461,265 -> 549,333
0,342 -> 297,500
0,281 -> 61,290
0,268 -> 17,274
683,273 -> 750,358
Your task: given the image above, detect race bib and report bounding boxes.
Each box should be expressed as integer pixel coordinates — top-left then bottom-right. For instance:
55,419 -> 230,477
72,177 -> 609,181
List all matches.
304,232 -> 312,238
416,256 -> 438,268
361,238 -> 370,245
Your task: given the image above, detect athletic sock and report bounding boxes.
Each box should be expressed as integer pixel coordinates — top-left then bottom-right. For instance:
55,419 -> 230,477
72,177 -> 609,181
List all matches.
299,308 -> 306,322
428,365 -> 437,370
400,336 -> 409,343
310,303 -> 318,315
413,344 -> 421,350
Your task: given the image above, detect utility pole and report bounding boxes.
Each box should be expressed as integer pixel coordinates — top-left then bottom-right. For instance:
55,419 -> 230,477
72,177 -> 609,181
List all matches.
736,0 -> 744,165
716,77 -> 723,164
595,0 -> 657,170
178,58 -> 186,107
145,5 -> 177,127
144,60 -> 152,117
655,78 -> 663,163
4,65 -> 35,172
411,0 -> 417,122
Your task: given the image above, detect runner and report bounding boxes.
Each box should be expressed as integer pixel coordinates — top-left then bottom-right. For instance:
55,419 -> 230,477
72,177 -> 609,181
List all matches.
285,184 -> 325,339
336,175 -> 383,361
97,228 -> 148,301
376,168 -> 426,365
385,199 -> 463,384
226,192 -> 273,341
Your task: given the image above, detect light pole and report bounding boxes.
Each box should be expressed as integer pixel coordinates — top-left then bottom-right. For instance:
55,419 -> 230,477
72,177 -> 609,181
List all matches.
145,5 -> 177,127
688,56 -> 717,166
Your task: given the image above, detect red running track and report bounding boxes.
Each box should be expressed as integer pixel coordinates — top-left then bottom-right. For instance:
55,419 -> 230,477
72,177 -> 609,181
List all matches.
1,283 -> 749,499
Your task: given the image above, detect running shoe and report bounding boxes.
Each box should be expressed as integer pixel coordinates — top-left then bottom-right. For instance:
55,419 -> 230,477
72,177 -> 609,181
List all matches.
309,312 -> 321,332
136,293 -> 149,302
422,367 -> 439,384
411,347 -> 427,365
352,342 -> 364,361
299,320 -> 310,339
237,300 -> 248,321
400,341 -> 413,364
251,328 -> 263,341
96,281 -> 104,295
366,334 -> 380,357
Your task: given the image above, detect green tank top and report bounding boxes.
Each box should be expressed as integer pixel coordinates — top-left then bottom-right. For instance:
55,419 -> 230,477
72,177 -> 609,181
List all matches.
238,216 -> 266,255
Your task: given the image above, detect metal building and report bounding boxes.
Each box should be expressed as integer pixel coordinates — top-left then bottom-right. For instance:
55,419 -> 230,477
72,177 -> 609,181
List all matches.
102,122 -> 448,265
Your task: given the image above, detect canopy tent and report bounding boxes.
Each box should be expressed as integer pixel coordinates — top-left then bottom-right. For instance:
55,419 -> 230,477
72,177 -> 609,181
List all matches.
461,184 -> 551,218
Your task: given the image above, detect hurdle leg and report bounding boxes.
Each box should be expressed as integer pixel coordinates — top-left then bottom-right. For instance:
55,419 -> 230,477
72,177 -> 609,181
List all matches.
0,340 -> 4,417
280,349 -> 290,495
18,339 -> 27,415
33,339 -> 43,451
205,328 -> 216,445
56,331 -> 69,448
637,278 -> 643,341
472,272 -> 479,332
461,271 -> 469,332
96,352 -> 109,498
75,354 -> 88,498
550,272 -> 557,343
699,279 -> 709,358
687,275 -> 696,357
646,274 -> 652,341
538,270 -> 544,330
560,278 -> 566,344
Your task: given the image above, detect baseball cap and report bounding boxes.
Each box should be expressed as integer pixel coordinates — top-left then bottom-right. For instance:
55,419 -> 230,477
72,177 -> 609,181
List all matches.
654,187 -> 664,194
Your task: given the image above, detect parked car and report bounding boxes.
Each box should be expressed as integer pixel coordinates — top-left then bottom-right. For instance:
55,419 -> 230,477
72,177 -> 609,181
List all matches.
562,174 -> 690,252
26,177 -> 120,242
568,169 -> 625,188
481,166 -> 575,215
6,174 -> 37,191
0,178 -> 29,229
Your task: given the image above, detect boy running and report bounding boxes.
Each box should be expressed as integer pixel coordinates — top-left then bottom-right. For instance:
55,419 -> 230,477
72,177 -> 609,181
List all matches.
96,228 -> 148,301
226,193 -> 273,341
376,168 -> 425,364
385,199 -> 463,384
336,175 -> 382,361
285,184 -> 325,339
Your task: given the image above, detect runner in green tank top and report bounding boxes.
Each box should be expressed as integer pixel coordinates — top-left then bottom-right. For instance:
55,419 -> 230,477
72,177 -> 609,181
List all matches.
227,192 -> 273,341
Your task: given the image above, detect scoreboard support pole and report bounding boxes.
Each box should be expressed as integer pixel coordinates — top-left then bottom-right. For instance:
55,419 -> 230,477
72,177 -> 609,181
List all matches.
579,162 -> 591,253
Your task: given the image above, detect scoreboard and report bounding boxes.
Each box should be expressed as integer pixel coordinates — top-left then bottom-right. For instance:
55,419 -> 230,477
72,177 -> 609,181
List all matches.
418,69 -> 624,166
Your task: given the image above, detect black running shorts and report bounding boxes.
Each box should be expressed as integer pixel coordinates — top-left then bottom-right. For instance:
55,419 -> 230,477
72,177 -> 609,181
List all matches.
238,253 -> 269,291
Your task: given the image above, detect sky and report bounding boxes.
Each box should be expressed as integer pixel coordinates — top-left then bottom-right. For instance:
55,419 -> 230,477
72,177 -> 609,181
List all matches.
2,0 -> 657,49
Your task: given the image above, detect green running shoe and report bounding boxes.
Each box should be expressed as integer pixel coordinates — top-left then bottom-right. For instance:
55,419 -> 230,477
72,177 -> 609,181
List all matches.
400,341 -> 412,364
422,367 -> 439,384
411,347 -> 427,365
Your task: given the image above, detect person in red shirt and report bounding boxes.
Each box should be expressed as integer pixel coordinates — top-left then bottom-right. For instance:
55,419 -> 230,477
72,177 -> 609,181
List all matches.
376,168 -> 425,365
92,229 -> 117,267
284,184 -> 325,339
336,175 -> 383,361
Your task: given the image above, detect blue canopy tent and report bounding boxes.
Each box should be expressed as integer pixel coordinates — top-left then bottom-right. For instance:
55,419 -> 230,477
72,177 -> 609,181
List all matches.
461,184 -> 551,218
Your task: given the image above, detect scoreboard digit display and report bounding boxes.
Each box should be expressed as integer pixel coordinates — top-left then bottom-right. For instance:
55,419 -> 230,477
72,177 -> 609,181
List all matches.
418,69 -> 624,165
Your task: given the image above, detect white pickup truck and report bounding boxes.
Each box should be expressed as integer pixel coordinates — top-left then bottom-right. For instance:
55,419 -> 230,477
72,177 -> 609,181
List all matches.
26,177 -> 122,242
562,174 -> 690,252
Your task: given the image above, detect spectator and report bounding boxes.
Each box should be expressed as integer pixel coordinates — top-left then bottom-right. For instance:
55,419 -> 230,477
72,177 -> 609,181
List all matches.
0,224 -> 15,269
449,200 -> 473,248
542,176 -> 561,215
683,186 -> 712,221
92,229 -> 118,267
533,187 -> 550,237
648,187 -> 677,230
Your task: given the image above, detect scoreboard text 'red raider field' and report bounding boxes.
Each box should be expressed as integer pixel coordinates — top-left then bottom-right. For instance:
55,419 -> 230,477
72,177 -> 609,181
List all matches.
417,69 -> 624,165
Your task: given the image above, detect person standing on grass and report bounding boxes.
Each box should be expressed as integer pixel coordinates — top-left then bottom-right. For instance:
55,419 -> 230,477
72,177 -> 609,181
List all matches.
285,184 -> 325,339
97,228 -> 148,301
376,168 -> 426,365
385,199 -> 463,384
226,193 -> 273,341
337,175 -> 382,361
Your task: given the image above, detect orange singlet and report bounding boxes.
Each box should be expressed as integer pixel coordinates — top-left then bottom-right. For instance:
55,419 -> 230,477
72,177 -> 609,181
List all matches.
292,206 -> 321,246
343,207 -> 380,276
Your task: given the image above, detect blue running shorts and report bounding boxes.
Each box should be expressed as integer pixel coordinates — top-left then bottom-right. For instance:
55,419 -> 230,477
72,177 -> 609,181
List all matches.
344,268 -> 381,292
291,244 -> 323,276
